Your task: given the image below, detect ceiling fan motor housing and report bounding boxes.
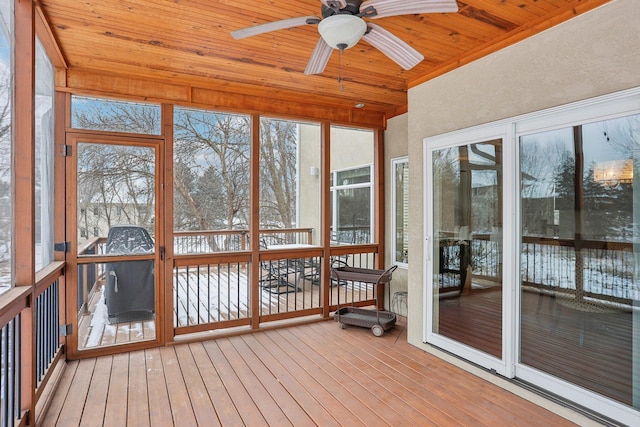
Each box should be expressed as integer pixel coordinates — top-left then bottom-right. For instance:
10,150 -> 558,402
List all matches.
321,0 -> 363,18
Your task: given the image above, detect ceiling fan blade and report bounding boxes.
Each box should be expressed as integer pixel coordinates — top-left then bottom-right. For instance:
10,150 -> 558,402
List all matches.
231,16 -> 321,40
362,23 -> 424,70
360,0 -> 458,19
304,38 -> 333,75
321,0 -> 347,9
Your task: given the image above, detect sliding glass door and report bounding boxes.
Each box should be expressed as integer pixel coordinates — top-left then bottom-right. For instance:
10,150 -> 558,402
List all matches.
425,131 -> 507,373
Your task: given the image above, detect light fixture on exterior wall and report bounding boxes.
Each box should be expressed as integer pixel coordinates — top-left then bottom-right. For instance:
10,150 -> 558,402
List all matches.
310,166 -> 320,176
593,159 -> 633,189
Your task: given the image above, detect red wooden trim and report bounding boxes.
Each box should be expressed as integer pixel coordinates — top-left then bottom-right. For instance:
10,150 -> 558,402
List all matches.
320,122 -> 331,317
258,248 -> 323,262
259,307 -> 323,323
250,114 -> 260,329
0,287 -> 31,328
15,0 -> 36,420
174,317 -> 251,336
33,261 -> 64,298
34,348 -> 65,400
173,252 -> 252,267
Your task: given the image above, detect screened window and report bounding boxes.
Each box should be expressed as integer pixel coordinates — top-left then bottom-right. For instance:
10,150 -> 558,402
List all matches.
391,157 -> 408,265
35,36 -> 55,271
330,126 -> 374,245
0,0 -> 12,293
173,107 -> 251,253
259,118 -> 321,248
71,95 -> 161,135
330,165 -> 373,245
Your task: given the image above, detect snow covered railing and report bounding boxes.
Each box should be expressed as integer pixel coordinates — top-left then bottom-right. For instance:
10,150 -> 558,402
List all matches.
521,237 -> 636,306
173,228 -> 314,255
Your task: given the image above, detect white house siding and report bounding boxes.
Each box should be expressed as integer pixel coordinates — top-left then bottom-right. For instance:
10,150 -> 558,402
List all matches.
398,0 -> 640,423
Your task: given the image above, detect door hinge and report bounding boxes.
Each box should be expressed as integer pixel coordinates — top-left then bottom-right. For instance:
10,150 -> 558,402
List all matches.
59,324 -> 73,337
54,241 -> 71,253
59,144 -> 72,157
159,246 -> 165,261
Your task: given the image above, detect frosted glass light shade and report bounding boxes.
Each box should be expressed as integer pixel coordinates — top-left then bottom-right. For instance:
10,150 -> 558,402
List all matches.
318,14 -> 367,50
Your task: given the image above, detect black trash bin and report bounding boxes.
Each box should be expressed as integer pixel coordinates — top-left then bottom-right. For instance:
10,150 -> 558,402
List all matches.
104,225 -> 155,323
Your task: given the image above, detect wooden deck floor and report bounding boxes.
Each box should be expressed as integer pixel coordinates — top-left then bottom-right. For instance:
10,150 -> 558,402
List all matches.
42,318 -> 579,427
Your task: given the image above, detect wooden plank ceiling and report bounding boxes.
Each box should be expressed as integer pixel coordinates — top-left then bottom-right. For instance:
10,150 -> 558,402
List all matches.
39,0 -> 610,123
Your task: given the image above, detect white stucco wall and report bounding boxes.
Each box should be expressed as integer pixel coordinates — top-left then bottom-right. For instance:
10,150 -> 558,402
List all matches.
384,113 -> 409,312
400,0 -> 640,422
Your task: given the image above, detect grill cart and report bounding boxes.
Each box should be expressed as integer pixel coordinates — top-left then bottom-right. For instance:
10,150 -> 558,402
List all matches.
331,265 -> 398,337
104,225 -> 155,323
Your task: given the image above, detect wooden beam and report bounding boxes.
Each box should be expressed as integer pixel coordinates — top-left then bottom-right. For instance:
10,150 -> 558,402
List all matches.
250,114 -> 260,329
59,69 -> 387,129
15,0 -> 36,421
161,103 -> 173,345
374,128 -> 385,310
320,122 -> 331,318
35,3 -> 67,68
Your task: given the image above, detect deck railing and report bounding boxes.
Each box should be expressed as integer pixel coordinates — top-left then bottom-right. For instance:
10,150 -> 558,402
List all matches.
0,261 -> 65,427
173,228 -> 314,255
439,233 -> 636,308
521,237 -> 635,305
0,290 -> 23,427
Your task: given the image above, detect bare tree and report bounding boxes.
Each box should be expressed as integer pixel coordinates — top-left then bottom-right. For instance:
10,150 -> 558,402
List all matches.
259,119 -> 297,229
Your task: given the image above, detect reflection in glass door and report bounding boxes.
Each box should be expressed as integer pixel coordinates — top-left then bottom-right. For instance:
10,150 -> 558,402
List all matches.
72,140 -> 160,351
428,139 -> 503,361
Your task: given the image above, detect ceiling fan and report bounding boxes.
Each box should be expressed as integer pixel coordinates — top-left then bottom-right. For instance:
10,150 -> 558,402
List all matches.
231,0 -> 459,75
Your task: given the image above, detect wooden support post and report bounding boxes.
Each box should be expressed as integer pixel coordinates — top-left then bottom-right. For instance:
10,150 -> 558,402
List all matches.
321,122 -> 331,317
161,103 -> 173,345
15,0 -> 36,423
374,128 -> 385,310
250,114 -> 261,329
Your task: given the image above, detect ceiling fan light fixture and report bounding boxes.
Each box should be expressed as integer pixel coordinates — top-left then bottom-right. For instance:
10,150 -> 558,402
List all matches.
318,14 -> 367,50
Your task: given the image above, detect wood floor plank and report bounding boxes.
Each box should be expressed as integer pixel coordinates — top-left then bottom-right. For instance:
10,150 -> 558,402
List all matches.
188,343 -> 245,427
273,328 -> 389,426
145,348 -> 174,427
303,322 -> 469,425
128,350 -> 151,427
173,344 -> 221,426
229,335 -> 316,426
79,356 -> 112,427
241,333 -> 341,427
316,321 -> 511,420
104,353 -> 129,427
159,346 -> 199,426
44,320 -> 589,427
216,337 -> 293,426
39,360 -> 79,427
314,320 -> 575,426
251,332 -> 364,427
54,358 -> 96,427
286,324 -> 430,426
201,340 -> 269,427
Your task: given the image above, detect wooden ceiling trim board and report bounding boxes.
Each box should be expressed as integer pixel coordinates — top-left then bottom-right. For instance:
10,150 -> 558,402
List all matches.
35,4 -> 67,68
63,47 -> 409,104
409,0 -> 613,88
62,67 -> 397,117
64,69 -> 191,103
189,87 -> 385,128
